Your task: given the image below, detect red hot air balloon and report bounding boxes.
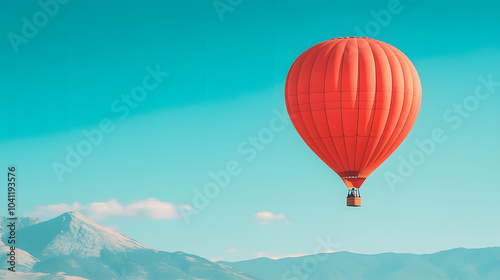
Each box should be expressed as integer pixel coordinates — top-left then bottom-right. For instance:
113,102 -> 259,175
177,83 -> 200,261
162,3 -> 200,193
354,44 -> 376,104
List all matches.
285,37 -> 421,207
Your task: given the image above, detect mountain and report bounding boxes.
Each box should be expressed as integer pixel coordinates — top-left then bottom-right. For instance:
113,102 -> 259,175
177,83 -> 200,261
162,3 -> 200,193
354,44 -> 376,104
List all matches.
0,216 -> 42,246
0,270 -> 87,280
0,216 -> 42,233
220,247 -> 500,280
0,212 -> 256,280
1,212 -> 498,279
13,211 -> 149,259
0,246 -> 38,272
30,250 -> 257,280
0,216 -> 43,272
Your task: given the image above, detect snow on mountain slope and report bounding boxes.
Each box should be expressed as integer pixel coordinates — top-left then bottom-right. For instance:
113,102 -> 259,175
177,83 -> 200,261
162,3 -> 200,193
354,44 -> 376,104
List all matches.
0,270 -> 88,280
2,211 -> 498,280
3,211 -> 498,280
3,212 -> 257,280
0,246 -> 39,272
0,217 -> 43,271
12,212 -> 150,259
0,216 -> 42,238
32,250 -> 258,280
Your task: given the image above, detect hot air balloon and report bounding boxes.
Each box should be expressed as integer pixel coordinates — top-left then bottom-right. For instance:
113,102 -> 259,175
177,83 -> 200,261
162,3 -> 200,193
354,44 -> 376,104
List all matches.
285,37 -> 421,207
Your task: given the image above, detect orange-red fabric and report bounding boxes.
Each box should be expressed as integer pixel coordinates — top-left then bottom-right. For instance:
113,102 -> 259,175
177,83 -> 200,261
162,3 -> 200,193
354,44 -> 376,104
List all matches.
285,37 -> 421,189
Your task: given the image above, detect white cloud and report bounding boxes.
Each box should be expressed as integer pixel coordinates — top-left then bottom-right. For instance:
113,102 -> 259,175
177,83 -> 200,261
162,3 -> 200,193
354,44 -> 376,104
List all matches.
182,205 -> 193,211
254,211 -> 285,220
25,198 -> 180,220
26,202 -> 82,218
225,248 -> 237,253
85,200 -> 123,220
253,211 -> 286,225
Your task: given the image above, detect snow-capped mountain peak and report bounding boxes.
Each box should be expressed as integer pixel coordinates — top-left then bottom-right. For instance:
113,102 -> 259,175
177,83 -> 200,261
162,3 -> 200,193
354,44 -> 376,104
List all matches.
12,211 -> 150,259
0,212 -> 257,280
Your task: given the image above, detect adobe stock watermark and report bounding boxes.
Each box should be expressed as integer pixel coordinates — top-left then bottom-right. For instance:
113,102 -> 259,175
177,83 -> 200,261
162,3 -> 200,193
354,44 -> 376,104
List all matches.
281,234 -> 340,280
7,0 -> 71,54
384,74 -> 500,190
51,65 -> 169,182
353,0 -> 405,37
213,0 -> 243,21
180,106 -> 290,224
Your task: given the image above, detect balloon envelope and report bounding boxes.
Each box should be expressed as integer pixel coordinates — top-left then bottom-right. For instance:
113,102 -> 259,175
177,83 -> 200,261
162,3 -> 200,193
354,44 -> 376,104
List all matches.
285,37 -> 421,189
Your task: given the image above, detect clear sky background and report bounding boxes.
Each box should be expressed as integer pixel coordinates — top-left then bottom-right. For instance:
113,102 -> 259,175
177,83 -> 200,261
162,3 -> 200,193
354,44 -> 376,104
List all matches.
1,0 -> 499,262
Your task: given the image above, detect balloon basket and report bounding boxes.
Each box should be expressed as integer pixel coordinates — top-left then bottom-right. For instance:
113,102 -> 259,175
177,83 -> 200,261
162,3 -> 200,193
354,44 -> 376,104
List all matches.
347,197 -> 361,207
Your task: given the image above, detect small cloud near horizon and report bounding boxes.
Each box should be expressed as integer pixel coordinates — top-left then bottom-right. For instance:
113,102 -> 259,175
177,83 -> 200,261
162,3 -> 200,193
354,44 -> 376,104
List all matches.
25,198 -> 182,220
253,211 -> 287,225
225,248 -> 237,253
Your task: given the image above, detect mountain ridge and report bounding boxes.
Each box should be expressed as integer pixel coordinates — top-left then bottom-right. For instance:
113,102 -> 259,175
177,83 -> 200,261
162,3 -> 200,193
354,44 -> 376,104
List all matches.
0,212 -> 498,279
219,247 -> 500,280
0,211 -> 257,280
12,211 -> 150,259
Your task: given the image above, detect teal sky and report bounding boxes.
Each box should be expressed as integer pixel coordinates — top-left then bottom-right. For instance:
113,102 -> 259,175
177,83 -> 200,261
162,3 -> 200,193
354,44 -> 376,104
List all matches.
1,0 -> 499,261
